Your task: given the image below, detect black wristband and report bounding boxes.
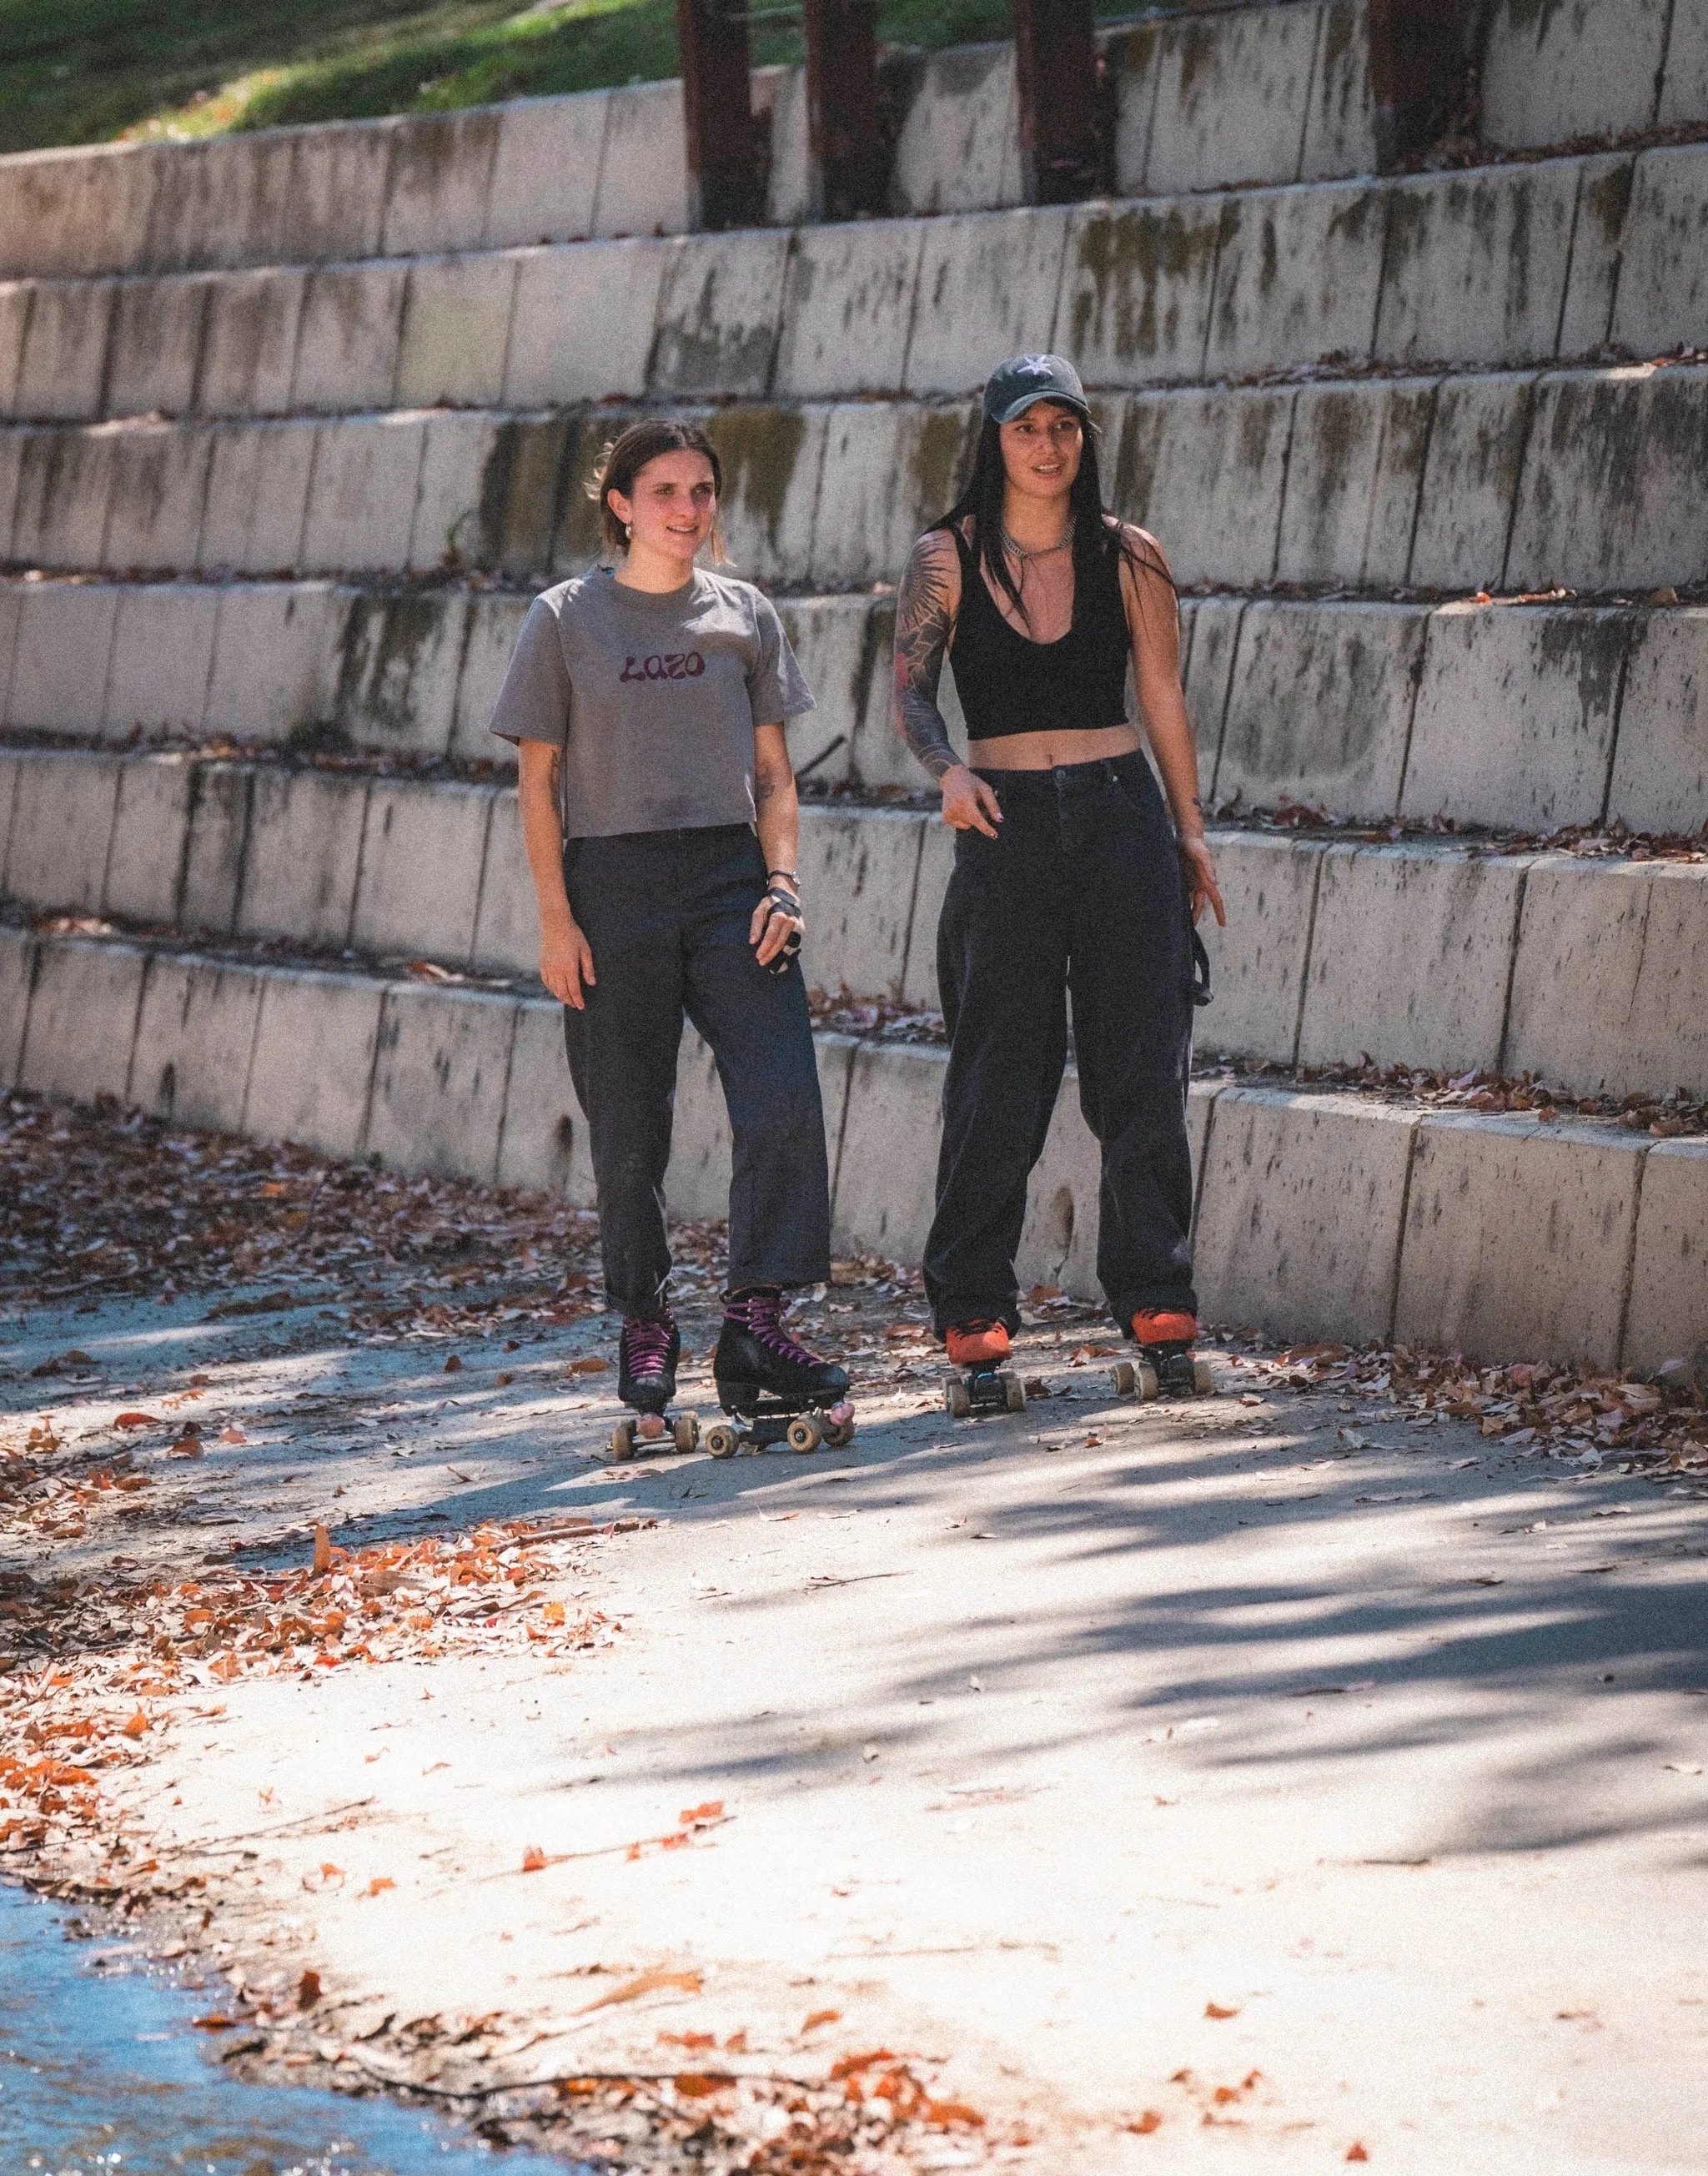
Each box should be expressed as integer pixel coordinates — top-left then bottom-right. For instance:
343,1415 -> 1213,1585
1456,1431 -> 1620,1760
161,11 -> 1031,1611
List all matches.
766,867 -> 798,885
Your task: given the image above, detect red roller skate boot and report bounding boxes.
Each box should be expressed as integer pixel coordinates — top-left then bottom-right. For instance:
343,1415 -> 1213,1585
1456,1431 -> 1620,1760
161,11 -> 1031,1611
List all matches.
942,1319 -> 1025,1420
1112,1310 -> 1215,1402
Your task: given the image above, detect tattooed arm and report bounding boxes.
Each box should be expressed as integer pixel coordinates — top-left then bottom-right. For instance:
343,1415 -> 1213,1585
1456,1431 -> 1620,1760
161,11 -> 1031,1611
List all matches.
518,738 -> 597,1009
893,529 -> 1002,838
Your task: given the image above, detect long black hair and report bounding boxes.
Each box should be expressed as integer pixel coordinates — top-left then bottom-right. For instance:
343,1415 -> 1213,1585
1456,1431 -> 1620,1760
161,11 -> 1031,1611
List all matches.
932,410 -> 1173,631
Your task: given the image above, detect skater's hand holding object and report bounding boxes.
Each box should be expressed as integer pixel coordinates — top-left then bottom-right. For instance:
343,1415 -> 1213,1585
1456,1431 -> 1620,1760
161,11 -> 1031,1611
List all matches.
939,762 -> 1003,838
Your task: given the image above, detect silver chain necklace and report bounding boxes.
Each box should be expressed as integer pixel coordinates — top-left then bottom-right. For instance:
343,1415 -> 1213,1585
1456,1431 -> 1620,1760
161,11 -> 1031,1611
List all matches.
1001,525 -> 1073,563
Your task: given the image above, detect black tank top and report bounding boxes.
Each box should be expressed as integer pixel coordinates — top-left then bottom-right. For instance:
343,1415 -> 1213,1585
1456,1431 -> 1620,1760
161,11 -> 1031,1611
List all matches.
947,525 -> 1131,742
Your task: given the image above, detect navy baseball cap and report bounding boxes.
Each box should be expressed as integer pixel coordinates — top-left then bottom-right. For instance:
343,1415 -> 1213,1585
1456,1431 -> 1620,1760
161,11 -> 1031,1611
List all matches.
982,353 -> 1091,426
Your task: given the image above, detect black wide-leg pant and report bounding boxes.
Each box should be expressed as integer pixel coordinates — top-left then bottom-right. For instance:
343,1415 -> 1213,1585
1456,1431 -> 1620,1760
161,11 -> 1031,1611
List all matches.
560,824 -> 831,1317
923,753 -> 1200,1337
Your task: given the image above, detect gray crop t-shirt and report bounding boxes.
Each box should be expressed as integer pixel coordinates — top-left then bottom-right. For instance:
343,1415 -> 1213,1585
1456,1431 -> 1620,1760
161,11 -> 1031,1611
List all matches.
488,566 -> 815,839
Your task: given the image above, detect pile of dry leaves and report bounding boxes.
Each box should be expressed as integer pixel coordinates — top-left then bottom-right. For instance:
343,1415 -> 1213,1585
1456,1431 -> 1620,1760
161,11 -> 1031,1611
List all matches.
1263,1340 -> 1708,1477
0,1090 -> 597,1315
1203,1057 -> 1708,1137
0,1516 -> 620,1851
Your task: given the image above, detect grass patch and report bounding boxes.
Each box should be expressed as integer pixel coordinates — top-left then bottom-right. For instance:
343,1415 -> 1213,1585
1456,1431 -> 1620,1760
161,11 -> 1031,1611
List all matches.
0,0 -> 1150,158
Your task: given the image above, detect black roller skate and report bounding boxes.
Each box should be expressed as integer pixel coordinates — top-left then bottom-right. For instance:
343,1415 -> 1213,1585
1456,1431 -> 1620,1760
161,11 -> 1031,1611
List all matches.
942,1319 -> 1026,1420
610,1309 -> 700,1460
706,1289 -> 855,1457
1111,1309 -> 1215,1402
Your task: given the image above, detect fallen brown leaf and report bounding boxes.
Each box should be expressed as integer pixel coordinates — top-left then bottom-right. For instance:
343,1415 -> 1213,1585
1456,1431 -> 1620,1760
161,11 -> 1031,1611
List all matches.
801,2008 -> 841,2033
362,1877 -> 395,1898
1347,2148 -> 1369,2164
674,2072 -> 734,2097
567,1355 -> 609,1375
1125,2108 -> 1163,2133
578,1968 -> 703,2014
312,1525 -> 332,1575
1204,2003 -> 1239,2020
521,1845 -> 548,1872
113,1412 -> 159,1430
296,1969 -> 322,2009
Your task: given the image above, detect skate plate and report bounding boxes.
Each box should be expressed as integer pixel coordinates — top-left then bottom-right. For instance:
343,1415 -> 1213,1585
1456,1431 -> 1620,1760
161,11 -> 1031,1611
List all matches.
942,1364 -> 1027,1420
1110,1344 -> 1215,1402
610,1408 -> 701,1460
705,1390 -> 857,1458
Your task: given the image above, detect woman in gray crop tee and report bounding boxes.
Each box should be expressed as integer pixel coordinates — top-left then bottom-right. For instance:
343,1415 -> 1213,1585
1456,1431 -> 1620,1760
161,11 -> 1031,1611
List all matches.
489,418 -> 852,1448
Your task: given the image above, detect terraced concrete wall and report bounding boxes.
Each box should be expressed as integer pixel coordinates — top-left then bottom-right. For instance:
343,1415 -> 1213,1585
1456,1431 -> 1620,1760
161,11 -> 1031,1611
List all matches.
3,917 -> 1698,1374
0,2 -> 1384,286
4,582 -> 1702,835
6,745 -> 1704,1106
6,364 -> 1705,596
5,142 -> 1705,431
1482,0 -> 1708,149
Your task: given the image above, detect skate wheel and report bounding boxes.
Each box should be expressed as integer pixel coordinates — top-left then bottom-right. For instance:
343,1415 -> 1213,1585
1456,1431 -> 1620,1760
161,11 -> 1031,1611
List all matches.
1137,1359 -> 1159,1402
704,1421 -> 741,1460
786,1415 -> 822,1454
1193,1356 -> 1214,1395
1111,1359 -> 1136,1398
998,1369 -> 1026,1414
824,1413 -> 857,1450
943,1372 -> 972,1420
610,1418 -> 636,1461
673,1410 -> 701,1454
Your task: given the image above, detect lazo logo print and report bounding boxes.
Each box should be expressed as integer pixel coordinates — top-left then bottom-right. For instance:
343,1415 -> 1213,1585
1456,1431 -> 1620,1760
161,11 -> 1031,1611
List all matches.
620,651 -> 706,682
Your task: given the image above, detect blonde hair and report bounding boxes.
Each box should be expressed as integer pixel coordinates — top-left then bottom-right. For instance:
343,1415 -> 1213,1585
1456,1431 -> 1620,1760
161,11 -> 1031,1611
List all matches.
588,419 -> 728,563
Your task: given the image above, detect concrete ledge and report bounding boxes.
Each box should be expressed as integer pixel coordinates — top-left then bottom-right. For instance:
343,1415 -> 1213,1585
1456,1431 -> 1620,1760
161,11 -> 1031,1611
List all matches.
14,143 -> 1708,437
1482,0 -> 1676,149
495,994 -> 594,1201
14,935 -> 148,1105
103,752 -> 198,926
1193,1086 -> 1417,1345
126,950 -> 263,1133
0,922 -> 38,1083
365,978 -> 515,1181
1624,1138 -> 1708,1377
3,364 -> 1701,594
1298,841 -> 1528,1078
1505,855 -> 1708,1103
234,767 -> 369,947
352,780 -> 494,965
7,921 -> 1695,1368
2,747 -> 121,912
1394,1111 -> 1645,1369
242,963 -> 384,1159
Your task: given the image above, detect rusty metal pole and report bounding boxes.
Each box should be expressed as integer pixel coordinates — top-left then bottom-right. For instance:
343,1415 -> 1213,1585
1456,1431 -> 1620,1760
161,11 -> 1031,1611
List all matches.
1013,0 -> 1102,206
676,0 -> 762,230
802,0 -> 882,221
1367,0 -> 1464,170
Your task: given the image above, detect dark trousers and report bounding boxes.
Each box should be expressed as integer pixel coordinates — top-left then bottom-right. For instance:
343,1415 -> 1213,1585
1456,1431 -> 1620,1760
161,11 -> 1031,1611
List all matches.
924,753 -> 1200,1336
560,825 -> 831,1316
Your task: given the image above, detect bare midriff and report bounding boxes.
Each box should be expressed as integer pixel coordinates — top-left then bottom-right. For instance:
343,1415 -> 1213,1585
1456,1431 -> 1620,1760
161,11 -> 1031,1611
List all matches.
967,721 -> 1146,771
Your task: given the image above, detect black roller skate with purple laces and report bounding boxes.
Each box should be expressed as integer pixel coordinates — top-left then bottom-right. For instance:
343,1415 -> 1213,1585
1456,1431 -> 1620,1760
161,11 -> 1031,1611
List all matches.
706,1289 -> 856,1457
610,1308 -> 700,1460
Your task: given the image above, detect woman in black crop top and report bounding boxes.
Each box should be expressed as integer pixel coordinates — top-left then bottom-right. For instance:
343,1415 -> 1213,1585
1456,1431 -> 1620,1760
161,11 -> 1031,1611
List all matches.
892,353 -> 1227,1383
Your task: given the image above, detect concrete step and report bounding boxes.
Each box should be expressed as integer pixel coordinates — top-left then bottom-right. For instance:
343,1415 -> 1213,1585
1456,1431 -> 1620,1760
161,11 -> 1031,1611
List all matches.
5,364 -> 1705,596
1482,0 -> 1708,152
3,580 -> 1701,837
6,141 -> 1704,426
4,742 -> 1704,1106
0,2 -> 1388,286
3,916 -> 1699,1375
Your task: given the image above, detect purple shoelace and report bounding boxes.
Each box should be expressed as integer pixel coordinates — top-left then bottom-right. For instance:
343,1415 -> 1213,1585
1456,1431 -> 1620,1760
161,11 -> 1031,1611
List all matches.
725,1289 -> 820,1367
620,1313 -> 674,1376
